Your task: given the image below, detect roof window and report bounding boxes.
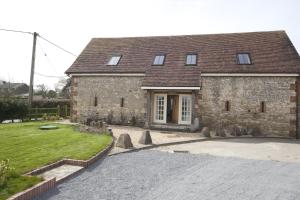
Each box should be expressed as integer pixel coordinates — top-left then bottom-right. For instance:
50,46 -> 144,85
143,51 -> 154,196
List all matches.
107,55 -> 121,66
153,55 -> 165,65
237,53 -> 251,65
186,54 -> 197,65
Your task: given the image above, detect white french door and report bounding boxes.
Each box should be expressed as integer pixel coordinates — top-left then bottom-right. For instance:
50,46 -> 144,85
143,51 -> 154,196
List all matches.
153,94 -> 167,123
179,94 -> 192,125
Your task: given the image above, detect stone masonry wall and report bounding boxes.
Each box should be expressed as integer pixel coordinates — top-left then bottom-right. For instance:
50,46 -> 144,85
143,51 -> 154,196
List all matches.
71,76 -> 146,125
199,76 -> 297,137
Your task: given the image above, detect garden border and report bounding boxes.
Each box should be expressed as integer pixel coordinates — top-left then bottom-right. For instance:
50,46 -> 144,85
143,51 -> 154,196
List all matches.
9,138 -> 114,200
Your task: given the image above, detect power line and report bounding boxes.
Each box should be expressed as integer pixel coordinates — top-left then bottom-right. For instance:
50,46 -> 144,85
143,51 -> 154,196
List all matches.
38,34 -> 77,57
0,28 -> 32,35
35,72 -> 67,79
0,28 -> 77,57
37,40 -> 59,74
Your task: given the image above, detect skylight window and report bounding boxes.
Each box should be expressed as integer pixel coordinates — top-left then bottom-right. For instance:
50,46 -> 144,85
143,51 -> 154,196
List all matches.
107,55 -> 121,66
237,53 -> 251,65
153,55 -> 165,65
186,54 -> 197,65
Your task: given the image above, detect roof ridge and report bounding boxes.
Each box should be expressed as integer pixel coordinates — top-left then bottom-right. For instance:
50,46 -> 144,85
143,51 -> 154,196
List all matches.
91,30 -> 286,40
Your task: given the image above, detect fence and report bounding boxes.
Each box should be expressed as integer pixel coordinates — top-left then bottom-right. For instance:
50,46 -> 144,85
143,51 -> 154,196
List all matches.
28,105 -> 69,119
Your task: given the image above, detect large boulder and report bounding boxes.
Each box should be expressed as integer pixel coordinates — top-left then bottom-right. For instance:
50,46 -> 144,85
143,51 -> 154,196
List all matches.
139,130 -> 152,145
116,133 -> 133,149
200,127 -> 211,137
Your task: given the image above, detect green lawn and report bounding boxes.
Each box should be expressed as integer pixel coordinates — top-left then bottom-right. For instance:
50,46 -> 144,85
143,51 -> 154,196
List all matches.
0,122 -> 112,200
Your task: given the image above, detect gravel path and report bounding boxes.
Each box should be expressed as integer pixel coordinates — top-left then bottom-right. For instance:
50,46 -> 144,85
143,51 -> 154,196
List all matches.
36,151 -> 300,200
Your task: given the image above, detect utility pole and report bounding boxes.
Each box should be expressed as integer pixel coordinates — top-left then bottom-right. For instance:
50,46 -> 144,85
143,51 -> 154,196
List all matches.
28,32 -> 38,108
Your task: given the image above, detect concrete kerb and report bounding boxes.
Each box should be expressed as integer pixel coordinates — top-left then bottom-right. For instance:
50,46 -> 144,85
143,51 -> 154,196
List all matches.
109,136 -> 294,156
10,139 -> 115,200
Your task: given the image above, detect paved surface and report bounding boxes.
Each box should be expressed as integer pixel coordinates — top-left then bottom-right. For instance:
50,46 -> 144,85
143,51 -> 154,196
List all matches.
37,150 -> 300,200
40,165 -> 83,181
108,125 -> 204,154
154,138 -> 300,163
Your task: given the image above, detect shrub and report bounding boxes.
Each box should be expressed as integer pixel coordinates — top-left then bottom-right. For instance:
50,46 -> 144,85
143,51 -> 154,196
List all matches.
0,159 -> 14,187
42,113 -> 48,121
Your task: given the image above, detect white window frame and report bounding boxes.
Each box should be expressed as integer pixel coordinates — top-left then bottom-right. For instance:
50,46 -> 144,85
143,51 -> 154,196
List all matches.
178,94 -> 192,125
153,93 -> 167,123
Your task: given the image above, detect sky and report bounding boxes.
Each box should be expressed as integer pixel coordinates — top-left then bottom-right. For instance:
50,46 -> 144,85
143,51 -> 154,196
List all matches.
0,0 -> 299,89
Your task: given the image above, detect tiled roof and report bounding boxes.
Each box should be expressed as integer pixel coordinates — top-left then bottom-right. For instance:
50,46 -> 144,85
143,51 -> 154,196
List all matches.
66,31 -> 300,87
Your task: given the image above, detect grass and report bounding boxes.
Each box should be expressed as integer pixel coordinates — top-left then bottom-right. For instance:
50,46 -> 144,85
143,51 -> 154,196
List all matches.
0,122 -> 112,200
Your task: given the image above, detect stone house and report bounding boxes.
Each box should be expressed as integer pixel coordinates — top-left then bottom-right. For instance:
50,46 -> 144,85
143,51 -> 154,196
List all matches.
66,31 -> 300,137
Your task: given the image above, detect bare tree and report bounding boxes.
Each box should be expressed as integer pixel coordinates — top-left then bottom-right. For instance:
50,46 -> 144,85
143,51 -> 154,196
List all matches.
35,84 -> 48,98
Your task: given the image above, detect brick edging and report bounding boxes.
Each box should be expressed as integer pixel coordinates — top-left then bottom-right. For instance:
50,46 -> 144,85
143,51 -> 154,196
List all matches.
26,138 -> 114,175
7,178 -> 56,200
110,136 -> 293,156
11,138 -> 114,200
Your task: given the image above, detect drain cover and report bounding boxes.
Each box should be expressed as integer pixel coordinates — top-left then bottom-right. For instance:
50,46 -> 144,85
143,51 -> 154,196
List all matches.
39,125 -> 58,130
173,150 -> 189,153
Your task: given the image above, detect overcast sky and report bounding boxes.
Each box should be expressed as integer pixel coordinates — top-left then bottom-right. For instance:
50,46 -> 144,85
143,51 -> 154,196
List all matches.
0,0 -> 299,89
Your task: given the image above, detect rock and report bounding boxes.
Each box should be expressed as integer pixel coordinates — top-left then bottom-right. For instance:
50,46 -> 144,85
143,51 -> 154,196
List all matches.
108,128 -> 113,136
201,127 -> 211,137
190,118 -> 200,132
139,130 -> 152,145
116,134 -> 133,149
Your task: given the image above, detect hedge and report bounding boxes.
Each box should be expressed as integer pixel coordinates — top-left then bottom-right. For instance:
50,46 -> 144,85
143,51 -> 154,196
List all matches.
0,99 -> 28,122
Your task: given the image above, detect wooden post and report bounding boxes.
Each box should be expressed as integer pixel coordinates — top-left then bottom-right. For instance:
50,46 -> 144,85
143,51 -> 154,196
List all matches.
57,105 -> 60,117
28,32 -> 38,108
35,107 -> 38,120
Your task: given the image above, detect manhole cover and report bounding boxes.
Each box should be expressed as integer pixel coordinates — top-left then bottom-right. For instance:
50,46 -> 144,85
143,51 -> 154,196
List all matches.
39,125 -> 58,130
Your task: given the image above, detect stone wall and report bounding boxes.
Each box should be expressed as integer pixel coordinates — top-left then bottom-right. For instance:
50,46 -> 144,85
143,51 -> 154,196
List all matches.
71,76 -> 146,125
198,76 -> 297,137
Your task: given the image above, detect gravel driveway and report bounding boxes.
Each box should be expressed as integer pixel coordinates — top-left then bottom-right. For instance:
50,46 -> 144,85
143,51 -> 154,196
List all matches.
36,150 -> 300,200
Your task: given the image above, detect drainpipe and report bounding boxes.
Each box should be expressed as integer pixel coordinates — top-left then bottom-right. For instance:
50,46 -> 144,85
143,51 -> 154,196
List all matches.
296,75 -> 300,139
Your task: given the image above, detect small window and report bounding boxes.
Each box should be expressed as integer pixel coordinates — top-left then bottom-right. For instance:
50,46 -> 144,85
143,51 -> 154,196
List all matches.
260,101 -> 266,113
107,55 -> 121,66
120,97 -> 124,107
94,96 -> 98,107
153,55 -> 165,65
186,54 -> 197,65
225,101 -> 230,111
237,53 -> 251,64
